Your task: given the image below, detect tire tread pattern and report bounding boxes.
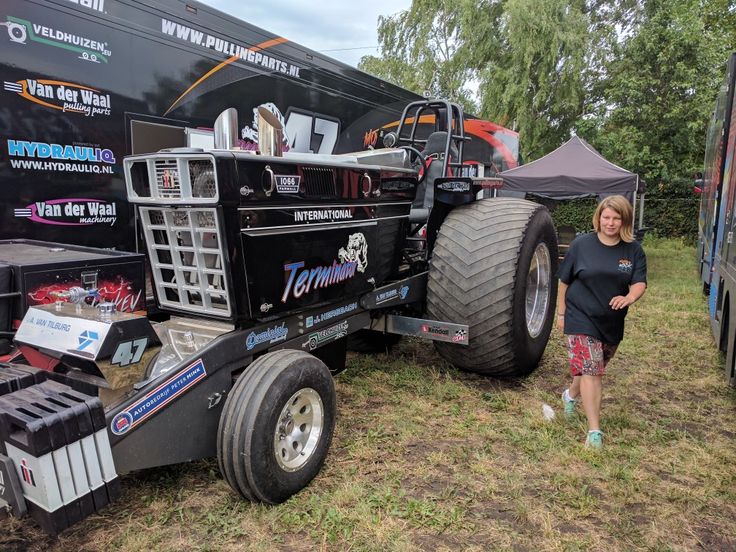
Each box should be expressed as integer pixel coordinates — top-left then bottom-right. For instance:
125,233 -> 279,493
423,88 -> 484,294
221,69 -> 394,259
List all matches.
217,350 -> 335,503
427,198 -> 554,376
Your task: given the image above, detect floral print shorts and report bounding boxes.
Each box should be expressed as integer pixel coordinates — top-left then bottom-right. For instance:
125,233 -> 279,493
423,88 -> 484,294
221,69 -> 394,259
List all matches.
566,334 -> 618,377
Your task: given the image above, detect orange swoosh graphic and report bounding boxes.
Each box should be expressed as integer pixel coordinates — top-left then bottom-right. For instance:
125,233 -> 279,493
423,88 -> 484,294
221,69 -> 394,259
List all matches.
381,115 -> 437,129
15,79 -> 98,112
164,37 -> 289,116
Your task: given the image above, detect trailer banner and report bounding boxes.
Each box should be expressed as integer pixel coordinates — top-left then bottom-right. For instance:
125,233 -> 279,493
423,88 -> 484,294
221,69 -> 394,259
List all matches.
7,139 -> 116,173
14,198 -> 117,226
2,15 -> 112,63
160,18 -> 301,78
3,78 -> 111,117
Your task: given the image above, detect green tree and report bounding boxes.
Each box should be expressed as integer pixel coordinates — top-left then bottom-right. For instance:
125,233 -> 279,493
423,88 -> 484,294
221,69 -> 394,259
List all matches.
581,0 -> 732,185
479,0 -> 589,159
361,0 -> 734,179
358,0 -> 480,112
359,0 -> 592,159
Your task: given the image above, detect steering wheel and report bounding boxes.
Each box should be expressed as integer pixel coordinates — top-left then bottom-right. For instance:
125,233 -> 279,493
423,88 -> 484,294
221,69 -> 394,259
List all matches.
400,145 -> 428,184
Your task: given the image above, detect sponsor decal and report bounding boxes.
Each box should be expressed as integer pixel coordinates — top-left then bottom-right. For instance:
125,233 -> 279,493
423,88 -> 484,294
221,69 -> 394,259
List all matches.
618,259 -> 633,274
246,322 -> 288,350
375,284 -> 410,305
112,412 -> 132,434
2,15 -> 111,63
66,0 -> 105,13
376,286 -> 409,305
276,175 -> 300,194
8,139 -> 116,168
15,198 -> 117,226
294,208 -> 353,223
77,330 -> 99,351
363,128 -> 379,149
28,279 -> 142,312
381,180 -> 414,192
110,358 -> 207,436
304,320 -> 349,351
4,78 -> 111,117
453,329 -> 468,343
375,288 -> 398,304
282,233 -> 368,303
27,316 -> 71,333
20,459 -> 36,487
305,301 -> 358,329
476,177 -> 503,189
437,180 -> 471,192
161,19 -> 301,78
421,324 -> 450,337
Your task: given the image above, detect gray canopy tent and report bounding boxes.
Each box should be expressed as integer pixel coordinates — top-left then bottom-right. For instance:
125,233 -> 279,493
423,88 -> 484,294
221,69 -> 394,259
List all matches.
499,136 -> 645,229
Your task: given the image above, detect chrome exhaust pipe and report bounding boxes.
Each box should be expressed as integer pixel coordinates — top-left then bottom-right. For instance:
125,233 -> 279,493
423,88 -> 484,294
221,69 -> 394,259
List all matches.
257,105 -> 284,157
213,108 -> 239,149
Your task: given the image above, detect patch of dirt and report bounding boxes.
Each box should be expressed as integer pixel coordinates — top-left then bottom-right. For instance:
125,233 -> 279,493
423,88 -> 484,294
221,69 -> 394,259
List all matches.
466,502 -> 518,525
664,421 -> 706,440
694,521 -> 736,550
411,532 -> 468,551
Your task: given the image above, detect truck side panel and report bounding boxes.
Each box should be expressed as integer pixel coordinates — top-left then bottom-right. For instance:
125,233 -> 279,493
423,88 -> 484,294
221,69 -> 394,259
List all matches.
1,0 -> 518,254
704,53 -> 736,385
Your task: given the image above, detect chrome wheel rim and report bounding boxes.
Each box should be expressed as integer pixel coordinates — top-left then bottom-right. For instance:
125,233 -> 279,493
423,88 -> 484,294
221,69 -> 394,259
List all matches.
525,243 -> 552,338
274,388 -> 324,472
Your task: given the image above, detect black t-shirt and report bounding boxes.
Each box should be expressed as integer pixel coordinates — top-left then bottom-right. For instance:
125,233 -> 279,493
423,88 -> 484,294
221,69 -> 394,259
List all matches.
558,232 -> 647,344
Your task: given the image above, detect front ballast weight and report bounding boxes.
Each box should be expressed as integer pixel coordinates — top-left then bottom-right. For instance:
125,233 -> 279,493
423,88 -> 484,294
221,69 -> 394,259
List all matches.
0,99 -> 558,534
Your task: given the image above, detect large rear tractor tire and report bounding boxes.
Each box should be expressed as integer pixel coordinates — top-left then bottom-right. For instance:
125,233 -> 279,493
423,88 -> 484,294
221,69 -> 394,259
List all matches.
427,198 -> 558,376
217,350 -> 336,503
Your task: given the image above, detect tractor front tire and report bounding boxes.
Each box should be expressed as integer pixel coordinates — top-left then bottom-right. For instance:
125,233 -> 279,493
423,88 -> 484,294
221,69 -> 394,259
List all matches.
427,198 -> 558,376
217,350 -> 336,503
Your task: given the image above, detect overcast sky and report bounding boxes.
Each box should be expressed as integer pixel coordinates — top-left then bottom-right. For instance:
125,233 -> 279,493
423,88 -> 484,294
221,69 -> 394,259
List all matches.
198,0 -> 412,67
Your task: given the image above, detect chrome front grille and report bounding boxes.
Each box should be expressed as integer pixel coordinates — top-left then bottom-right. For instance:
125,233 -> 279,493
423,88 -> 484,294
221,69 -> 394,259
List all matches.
189,160 -> 217,198
140,206 -> 231,317
124,155 -> 218,203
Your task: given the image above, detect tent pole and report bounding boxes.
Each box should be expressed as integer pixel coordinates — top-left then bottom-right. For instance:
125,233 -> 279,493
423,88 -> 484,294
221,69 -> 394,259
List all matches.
638,193 -> 645,229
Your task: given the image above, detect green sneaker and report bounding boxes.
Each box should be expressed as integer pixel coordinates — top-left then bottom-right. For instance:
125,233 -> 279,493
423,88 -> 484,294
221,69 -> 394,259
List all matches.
585,430 -> 604,449
561,389 -> 577,417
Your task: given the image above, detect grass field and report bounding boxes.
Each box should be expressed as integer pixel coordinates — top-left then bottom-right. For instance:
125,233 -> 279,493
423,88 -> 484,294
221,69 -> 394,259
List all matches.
2,238 -> 735,551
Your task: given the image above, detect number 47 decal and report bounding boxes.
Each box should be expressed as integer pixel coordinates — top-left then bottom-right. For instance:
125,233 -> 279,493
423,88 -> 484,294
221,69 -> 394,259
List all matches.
111,338 -> 148,367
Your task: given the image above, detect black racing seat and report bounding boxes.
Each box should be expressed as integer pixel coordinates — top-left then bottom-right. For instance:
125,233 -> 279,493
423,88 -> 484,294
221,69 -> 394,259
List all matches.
410,132 -> 460,222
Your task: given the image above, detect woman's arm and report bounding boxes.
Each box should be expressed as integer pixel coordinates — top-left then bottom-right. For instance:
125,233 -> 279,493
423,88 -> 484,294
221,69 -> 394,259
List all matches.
557,281 -> 568,331
609,282 -> 647,310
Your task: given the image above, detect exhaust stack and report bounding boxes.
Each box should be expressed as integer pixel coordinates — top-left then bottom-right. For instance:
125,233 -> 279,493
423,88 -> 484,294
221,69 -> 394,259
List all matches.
213,108 -> 239,149
257,106 -> 284,157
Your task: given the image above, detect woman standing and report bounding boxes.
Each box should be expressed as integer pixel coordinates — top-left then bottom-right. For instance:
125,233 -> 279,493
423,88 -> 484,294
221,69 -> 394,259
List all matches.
557,195 -> 647,449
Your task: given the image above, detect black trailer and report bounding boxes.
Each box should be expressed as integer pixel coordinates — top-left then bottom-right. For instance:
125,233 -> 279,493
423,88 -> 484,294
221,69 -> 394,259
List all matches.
0,0 -> 520,254
0,100 -> 557,534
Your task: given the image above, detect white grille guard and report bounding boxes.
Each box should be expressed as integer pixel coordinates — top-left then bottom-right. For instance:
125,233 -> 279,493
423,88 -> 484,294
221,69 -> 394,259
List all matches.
123,153 -> 218,204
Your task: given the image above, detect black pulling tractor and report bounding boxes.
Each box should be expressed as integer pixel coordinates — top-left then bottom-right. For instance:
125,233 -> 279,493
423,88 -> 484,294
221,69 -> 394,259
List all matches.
0,100 -> 558,534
